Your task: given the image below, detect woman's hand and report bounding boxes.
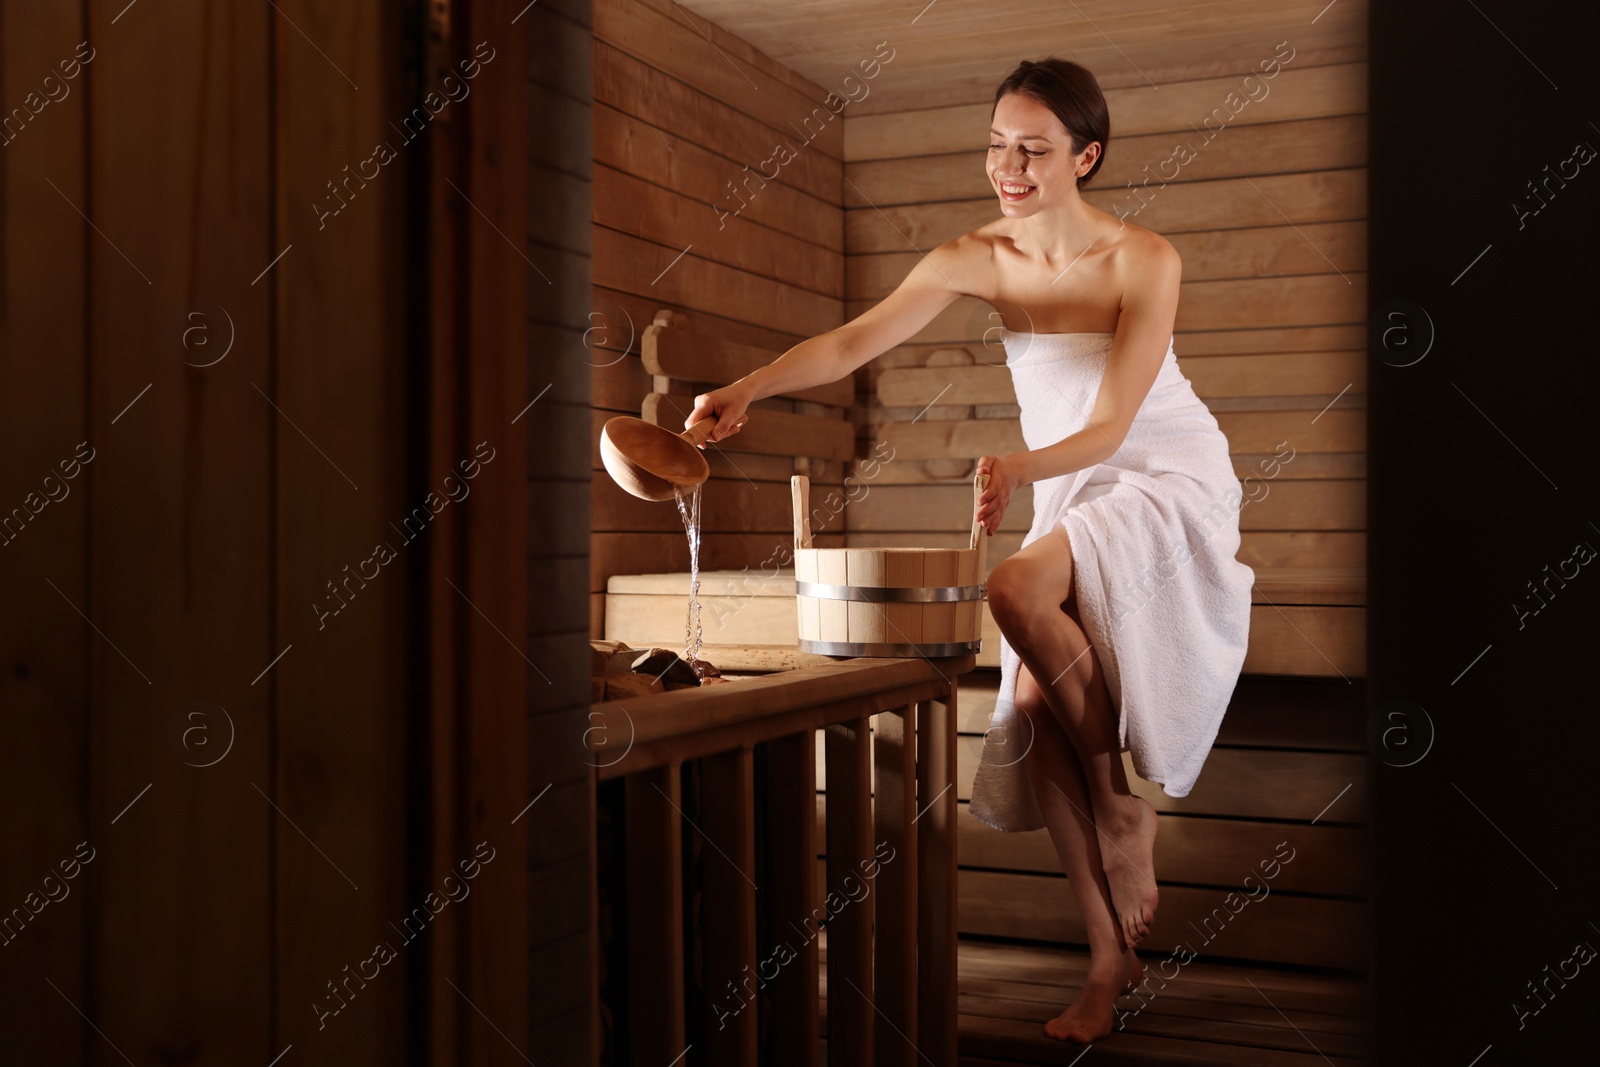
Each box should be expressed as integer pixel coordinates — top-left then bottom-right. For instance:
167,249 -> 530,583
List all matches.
684,384 -> 754,448
974,453 -> 1025,536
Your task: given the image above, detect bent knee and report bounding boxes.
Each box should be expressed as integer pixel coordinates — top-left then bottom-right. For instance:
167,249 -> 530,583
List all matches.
987,557 -> 1059,624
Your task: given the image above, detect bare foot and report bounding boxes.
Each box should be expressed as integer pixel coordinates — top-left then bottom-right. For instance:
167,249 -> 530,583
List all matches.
1099,795 -> 1160,946
1043,964 -> 1123,1041
1120,944 -> 1145,994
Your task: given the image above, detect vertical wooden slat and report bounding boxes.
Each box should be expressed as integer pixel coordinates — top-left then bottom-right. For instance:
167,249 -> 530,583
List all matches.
275,0 -> 407,1060
873,706 -> 918,1067
424,0 -> 531,1064
525,0 -> 599,1060
626,764 -> 685,1065
916,689 -> 959,1066
762,730 -> 820,1066
824,716 -> 873,1064
700,746 -> 759,1065
89,0 -> 275,1062
0,4 -> 89,1063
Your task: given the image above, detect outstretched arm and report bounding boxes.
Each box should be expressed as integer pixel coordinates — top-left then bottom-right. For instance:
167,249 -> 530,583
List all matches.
974,239 -> 1182,534
685,242 -> 970,442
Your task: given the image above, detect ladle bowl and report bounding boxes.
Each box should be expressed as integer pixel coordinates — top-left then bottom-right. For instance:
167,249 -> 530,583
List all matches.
599,413 -> 749,502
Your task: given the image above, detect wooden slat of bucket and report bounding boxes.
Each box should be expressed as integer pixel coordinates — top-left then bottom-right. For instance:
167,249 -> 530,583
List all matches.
794,548 -> 820,643
872,706 -> 918,1067
824,717 -> 874,1063
625,765 -> 686,1064
954,540 -> 982,642
916,691 -> 959,1066
762,731 -> 820,1066
884,549 -> 927,645
817,550 -> 849,645
921,549 -> 961,646
701,747 -> 759,1065
844,548 -> 887,644
844,548 -> 925,645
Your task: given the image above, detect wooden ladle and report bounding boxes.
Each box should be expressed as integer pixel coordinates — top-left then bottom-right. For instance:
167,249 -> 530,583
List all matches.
599,413 -> 749,502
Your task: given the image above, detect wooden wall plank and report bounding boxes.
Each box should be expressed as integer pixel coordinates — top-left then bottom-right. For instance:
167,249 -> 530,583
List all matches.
641,394 -> 855,461
593,226 -> 841,342
85,1 -> 277,1062
949,744 -> 1368,820
958,871 -> 1363,970
591,531 -> 842,592
872,408 -> 1363,467
0,5 -> 91,1062
845,170 -> 1365,253
594,103 -> 842,252
590,286 -> 809,363
627,0 -> 850,105
274,0 -> 407,1059
845,272 -> 1364,343
850,221 -> 1367,297
873,351 -> 1365,407
595,0 -> 843,160
845,115 -> 1367,208
953,805 -> 1366,896
646,321 -> 854,407
843,64 -> 1368,160
843,529 -> 1363,572
594,164 -> 842,298
591,471 -> 847,535
593,41 -> 839,204
448,2 -> 536,1060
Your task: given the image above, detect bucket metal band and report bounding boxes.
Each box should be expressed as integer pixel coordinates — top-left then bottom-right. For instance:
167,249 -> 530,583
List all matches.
798,637 -> 983,658
794,579 -> 986,604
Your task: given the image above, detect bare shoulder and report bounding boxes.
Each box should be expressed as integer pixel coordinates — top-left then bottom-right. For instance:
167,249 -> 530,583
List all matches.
920,228 -> 1000,296
1109,221 -> 1182,281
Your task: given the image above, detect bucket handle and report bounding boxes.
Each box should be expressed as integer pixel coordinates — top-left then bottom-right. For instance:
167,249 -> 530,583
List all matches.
791,475 -> 813,551
969,469 -> 991,551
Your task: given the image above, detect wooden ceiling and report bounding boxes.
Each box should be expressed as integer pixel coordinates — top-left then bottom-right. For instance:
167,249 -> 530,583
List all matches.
679,0 -> 1366,116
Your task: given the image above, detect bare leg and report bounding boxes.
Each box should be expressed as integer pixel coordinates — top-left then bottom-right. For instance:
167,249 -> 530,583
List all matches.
989,527 -> 1160,947
1015,664 -> 1144,1040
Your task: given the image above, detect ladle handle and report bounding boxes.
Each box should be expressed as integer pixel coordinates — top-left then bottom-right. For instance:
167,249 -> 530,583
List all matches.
682,412 -> 749,449
970,470 -> 991,550
971,468 -> 990,584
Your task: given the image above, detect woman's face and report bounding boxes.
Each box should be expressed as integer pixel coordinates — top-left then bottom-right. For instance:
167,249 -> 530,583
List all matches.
987,92 -> 1094,216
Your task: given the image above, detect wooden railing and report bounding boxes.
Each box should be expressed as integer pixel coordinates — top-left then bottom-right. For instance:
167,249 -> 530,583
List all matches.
589,654 -> 975,1066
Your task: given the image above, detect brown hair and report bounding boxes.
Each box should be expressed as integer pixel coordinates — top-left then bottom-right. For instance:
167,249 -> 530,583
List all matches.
992,58 -> 1110,188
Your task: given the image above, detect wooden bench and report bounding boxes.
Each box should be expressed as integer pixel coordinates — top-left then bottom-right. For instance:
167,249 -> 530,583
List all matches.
591,654 -> 972,1066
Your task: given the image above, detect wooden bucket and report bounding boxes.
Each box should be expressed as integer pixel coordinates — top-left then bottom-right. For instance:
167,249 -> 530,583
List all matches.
791,471 -> 989,658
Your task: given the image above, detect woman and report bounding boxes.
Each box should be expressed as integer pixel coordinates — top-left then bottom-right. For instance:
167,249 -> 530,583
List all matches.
683,57 -> 1253,1042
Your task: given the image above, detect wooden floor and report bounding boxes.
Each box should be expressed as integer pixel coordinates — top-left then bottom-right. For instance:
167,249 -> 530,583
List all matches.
821,936 -> 1372,1066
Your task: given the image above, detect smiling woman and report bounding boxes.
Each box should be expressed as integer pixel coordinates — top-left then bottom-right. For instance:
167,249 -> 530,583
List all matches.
684,52 -> 1256,1046
989,58 -> 1110,197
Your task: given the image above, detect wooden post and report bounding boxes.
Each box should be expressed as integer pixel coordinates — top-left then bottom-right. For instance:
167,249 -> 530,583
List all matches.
873,706 -> 919,1067
917,688 -> 959,1065
762,730 -> 820,1066
824,717 -> 874,1064
625,764 -> 686,1065
701,746 -> 759,1065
